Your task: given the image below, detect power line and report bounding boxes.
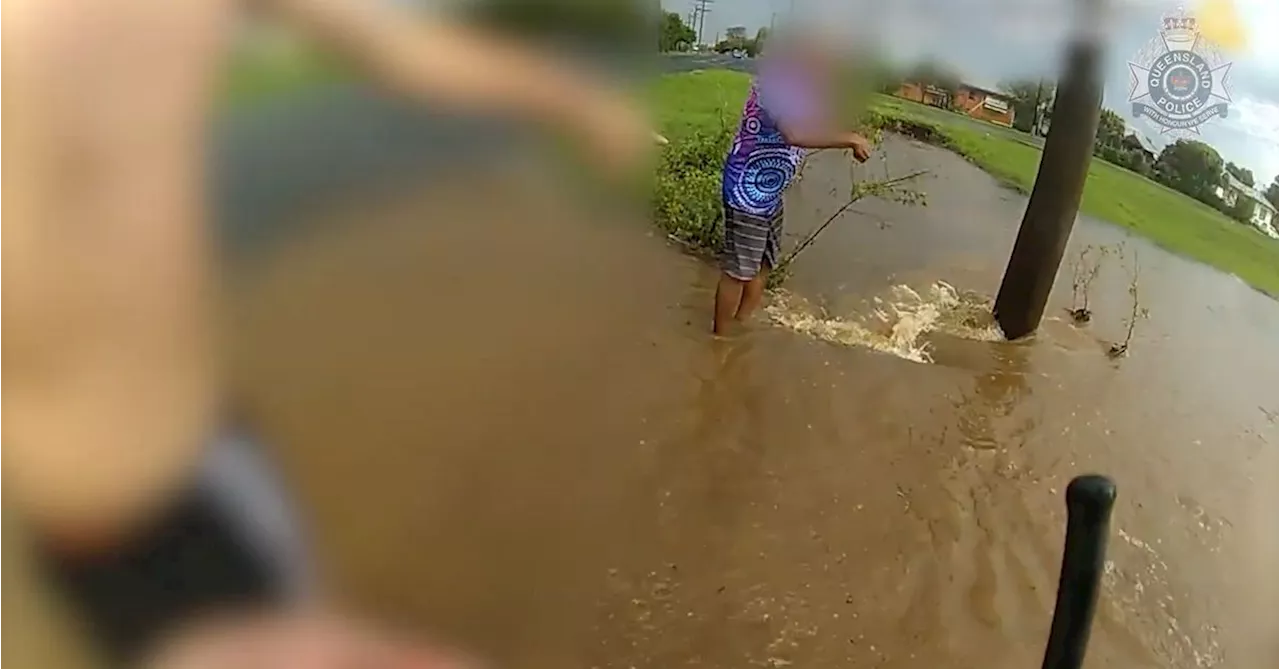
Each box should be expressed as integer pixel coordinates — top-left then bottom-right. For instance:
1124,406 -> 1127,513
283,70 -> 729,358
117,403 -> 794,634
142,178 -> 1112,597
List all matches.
691,0 -> 713,46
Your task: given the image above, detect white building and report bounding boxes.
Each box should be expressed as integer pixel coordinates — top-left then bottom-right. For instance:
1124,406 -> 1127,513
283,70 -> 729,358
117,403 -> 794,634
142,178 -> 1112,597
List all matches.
1216,172 -> 1278,238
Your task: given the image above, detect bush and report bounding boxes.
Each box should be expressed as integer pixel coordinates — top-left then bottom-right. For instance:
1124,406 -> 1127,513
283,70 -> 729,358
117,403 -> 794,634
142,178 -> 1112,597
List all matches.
653,124 -> 734,251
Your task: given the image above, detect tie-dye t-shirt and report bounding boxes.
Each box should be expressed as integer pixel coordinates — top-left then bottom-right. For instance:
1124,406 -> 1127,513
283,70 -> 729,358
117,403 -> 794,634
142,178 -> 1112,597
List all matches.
722,62 -> 819,217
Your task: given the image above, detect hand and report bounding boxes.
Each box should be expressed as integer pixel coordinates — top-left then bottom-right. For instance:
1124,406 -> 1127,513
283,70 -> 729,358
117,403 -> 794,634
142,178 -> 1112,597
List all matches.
144,611 -> 479,669
846,133 -> 872,163
572,91 -> 660,174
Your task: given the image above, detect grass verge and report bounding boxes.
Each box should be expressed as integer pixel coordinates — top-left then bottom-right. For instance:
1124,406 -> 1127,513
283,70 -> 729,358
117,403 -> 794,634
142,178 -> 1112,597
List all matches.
220,46 -> 351,109
650,69 -> 1279,296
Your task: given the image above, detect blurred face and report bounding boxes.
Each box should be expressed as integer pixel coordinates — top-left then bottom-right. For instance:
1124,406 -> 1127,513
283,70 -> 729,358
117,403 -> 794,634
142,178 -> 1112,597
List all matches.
772,30 -> 840,83
800,37 -> 839,68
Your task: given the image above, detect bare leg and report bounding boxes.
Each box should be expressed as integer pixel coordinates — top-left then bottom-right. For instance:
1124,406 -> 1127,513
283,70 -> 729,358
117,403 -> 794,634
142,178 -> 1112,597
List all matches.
735,264 -> 770,323
713,273 -> 746,335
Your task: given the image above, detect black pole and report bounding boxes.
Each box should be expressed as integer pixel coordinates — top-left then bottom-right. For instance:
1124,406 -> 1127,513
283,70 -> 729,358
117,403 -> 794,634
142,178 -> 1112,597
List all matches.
1042,475 -> 1117,669
1031,80 -> 1044,137
993,3 -> 1105,340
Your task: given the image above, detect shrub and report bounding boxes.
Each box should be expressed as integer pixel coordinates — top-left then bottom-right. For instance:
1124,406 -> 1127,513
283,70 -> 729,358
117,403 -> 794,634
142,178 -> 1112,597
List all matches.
653,123 -> 734,252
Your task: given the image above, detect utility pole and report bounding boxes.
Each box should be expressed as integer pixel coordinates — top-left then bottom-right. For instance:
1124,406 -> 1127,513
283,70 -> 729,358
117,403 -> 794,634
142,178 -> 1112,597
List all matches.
1031,80 -> 1044,137
993,0 -> 1106,340
693,0 -> 713,47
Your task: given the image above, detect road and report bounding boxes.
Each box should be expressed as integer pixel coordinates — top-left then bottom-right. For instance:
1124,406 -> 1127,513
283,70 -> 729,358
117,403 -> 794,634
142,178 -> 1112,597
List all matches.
659,52 -> 755,74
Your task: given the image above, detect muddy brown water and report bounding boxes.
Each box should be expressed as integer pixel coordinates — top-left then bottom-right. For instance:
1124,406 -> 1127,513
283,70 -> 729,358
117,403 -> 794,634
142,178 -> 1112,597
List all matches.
7,137 -> 1276,668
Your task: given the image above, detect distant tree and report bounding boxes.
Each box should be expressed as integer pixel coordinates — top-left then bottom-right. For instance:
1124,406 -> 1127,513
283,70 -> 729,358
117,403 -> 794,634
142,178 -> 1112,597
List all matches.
753,26 -> 769,53
470,0 -> 649,49
1227,193 -> 1257,223
907,60 -> 960,98
1224,161 -> 1255,187
1154,139 -> 1227,205
1094,109 -> 1126,151
1266,177 -> 1279,209
869,59 -> 905,94
1000,79 -> 1055,134
660,11 -> 696,51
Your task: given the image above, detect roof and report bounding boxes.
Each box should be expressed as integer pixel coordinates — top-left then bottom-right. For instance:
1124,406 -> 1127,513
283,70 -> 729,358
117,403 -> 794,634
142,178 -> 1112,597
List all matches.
959,82 -> 1009,100
1223,171 -> 1278,211
1122,122 -> 1160,154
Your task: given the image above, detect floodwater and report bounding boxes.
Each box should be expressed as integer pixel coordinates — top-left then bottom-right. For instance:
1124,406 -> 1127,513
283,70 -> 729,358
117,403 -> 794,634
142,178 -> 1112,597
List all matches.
7,136 -> 1273,668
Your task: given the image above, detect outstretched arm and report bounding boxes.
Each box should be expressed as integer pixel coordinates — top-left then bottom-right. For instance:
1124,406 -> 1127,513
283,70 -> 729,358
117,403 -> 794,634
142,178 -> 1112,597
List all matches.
262,0 -> 659,164
777,123 -> 870,153
757,58 -> 871,159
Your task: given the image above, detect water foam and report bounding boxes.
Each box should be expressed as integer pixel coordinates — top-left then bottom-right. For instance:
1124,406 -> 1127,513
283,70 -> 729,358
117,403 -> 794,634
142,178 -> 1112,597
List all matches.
764,281 -> 1003,363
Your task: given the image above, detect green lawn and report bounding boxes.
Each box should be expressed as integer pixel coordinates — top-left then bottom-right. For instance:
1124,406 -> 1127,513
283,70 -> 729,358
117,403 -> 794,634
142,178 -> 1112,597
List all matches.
220,46 -> 351,109
650,70 -> 1279,296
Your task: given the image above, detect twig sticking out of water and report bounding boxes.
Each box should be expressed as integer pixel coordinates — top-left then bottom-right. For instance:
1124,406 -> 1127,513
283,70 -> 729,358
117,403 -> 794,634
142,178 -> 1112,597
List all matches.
1107,247 -> 1148,359
769,166 -> 930,289
1069,243 -> 1117,324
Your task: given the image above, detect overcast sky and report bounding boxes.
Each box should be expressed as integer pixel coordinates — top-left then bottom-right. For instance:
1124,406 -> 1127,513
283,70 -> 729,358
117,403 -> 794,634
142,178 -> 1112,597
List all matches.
663,0 -> 1279,184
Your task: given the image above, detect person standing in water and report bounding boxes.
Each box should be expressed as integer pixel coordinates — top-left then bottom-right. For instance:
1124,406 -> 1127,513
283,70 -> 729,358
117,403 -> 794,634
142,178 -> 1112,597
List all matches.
3,0 -> 657,667
713,31 -> 873,335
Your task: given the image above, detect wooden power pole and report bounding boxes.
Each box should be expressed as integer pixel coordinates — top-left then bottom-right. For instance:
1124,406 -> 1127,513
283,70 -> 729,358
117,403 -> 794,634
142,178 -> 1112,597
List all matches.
693,0 -> 713,47
1030,80 -> 1044,137
992,0 -> 1105,340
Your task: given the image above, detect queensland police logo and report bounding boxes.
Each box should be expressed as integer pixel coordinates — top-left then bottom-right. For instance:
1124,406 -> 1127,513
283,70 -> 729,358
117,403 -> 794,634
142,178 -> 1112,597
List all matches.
1128,10 -> 1232,134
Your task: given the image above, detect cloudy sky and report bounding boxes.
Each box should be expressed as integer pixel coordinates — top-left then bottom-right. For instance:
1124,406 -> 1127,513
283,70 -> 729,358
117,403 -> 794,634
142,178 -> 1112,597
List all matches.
663,0 -> 1279,184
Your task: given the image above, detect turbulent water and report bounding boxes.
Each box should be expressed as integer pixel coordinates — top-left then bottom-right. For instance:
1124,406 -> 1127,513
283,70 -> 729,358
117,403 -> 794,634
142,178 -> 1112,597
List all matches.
765,281 -> 1004,363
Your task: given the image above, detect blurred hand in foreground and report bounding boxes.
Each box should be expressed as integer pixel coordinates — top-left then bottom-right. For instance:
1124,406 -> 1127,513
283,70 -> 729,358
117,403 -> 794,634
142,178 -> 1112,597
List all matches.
567,91 -> 665,174
145,612 -> 479,669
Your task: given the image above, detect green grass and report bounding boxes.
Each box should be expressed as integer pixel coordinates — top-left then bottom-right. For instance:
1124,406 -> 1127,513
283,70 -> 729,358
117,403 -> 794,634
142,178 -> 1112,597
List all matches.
650,69 -> 745,140
220,47 -> 351,109
649,70 -> 1279,295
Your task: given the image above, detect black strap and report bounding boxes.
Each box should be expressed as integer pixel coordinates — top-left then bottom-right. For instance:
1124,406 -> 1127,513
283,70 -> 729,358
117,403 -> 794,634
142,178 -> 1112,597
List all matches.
35,486 -> 285,667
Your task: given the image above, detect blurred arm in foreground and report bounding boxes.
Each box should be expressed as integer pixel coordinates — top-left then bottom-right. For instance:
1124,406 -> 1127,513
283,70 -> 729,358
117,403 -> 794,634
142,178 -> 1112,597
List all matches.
267,0 -> 665,167
4,0 -> 660,668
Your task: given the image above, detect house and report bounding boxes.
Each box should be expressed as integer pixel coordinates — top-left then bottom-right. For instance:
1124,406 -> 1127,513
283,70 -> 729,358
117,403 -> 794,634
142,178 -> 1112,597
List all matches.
953,84 -> 1015,127
1216,171 -> 1279,238
894,82 -> 952,109
1120,132 -> 1157,164
893,81 -> 1015,126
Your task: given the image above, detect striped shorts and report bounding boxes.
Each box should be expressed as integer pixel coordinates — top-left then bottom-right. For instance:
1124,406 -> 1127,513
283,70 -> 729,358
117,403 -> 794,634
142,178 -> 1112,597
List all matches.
720,201 -> 784,281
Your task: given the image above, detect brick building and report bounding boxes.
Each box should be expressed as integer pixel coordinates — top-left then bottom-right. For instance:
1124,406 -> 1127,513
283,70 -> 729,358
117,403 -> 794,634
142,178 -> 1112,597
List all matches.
894,81 -> 1016,127
894,81 -> 952,109
952,84 -> 1015,126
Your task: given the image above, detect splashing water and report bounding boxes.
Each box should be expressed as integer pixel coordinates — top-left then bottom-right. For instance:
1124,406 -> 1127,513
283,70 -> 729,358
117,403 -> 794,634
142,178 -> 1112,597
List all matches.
764,281 -> 1003,363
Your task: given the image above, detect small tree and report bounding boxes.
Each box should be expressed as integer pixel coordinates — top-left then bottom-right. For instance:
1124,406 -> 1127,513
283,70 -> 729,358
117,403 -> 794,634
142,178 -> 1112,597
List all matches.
1266,177 -> 1279,209
1000,79 -> 1055,134
1094,109 -> 1126,152
1225,161 -> 1255,187
1228,194 -> 1257,224
1153,139 -> 1227,206
753,26 -> 769,53
659,11 -> 696,52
